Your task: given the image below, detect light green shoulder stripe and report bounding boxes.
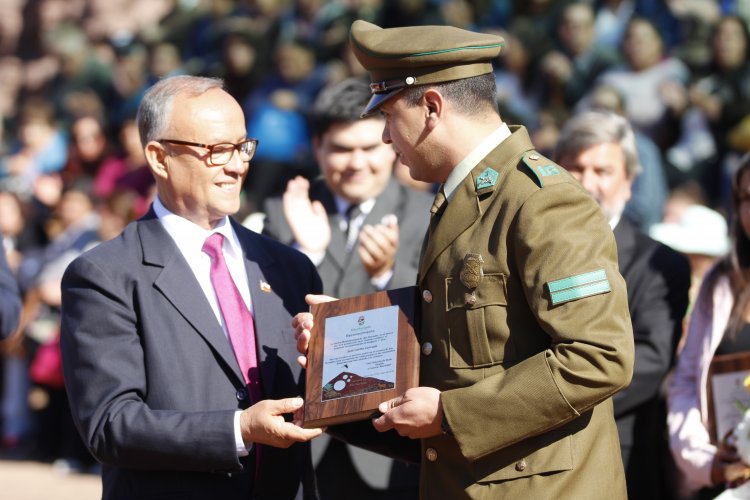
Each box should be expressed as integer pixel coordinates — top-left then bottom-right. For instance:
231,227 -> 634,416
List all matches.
521,151 -> 563,188
547,269 -> 611,305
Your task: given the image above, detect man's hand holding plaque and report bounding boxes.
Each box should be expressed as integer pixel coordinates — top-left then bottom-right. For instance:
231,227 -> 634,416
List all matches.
291,287 -> 421,429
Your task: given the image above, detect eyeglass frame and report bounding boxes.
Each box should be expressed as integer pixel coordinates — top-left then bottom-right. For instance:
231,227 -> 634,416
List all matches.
158,138 -> 260,166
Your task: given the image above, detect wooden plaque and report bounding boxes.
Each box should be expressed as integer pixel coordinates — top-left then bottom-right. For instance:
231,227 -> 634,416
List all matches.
706,352 -> 750,444
303,286 -> 420,428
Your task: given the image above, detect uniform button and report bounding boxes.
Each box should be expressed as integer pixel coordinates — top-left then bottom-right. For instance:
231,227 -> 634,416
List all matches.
465,293 -> 476,306
421,342 -> 433,356
425,448 -> 438,462
236,388 -> 248,401
528,153 -> 540,160
422,289 -> 433,303
515,459 -> 527,472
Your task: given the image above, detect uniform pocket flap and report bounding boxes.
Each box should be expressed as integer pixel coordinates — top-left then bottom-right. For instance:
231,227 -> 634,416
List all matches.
446,273 -> 507,311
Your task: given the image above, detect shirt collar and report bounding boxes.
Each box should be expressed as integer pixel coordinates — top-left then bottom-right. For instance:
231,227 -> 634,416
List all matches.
443,123 -> 511,200
153,195 -> 242,261
334,195 -> 376,217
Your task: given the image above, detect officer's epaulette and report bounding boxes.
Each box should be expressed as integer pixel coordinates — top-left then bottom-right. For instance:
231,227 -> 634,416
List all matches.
521,151 -> 566,188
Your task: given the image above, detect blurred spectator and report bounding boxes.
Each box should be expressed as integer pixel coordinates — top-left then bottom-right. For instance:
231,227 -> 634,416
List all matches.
275,0 -> 357,62
593,0 -> 637,50
243,38 -> 328,212
92,118 -> 154,217
540,1 -> 621,109
596,16 -> 691,151
650,204 -> 730,308
146,41 -> 185,83
62,115 -> 112,185
582,84 -> 669,231
491,26 -> 544,130
0,98 -> 67,200
556,110 -> 691,500
109,41 -> 150,131
667,155 -> 750,499
0,56 -> 25,119
209,31 -> 270,105
0,190 -> 49,273
16,180 -> 99,293
685,15 -> 750,204
0,190 -> 49,452
0,232 -> 21,340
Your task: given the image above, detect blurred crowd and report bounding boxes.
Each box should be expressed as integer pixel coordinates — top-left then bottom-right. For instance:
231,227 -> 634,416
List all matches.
1,0 -> 750,495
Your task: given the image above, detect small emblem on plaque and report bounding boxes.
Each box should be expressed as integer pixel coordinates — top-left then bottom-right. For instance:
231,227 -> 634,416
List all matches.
460,253 -> 484,289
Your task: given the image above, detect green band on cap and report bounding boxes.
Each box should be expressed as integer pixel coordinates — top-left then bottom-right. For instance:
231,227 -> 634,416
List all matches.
369,62 -> 494,87
369,43 -> 505,59
547,269 -> 611,305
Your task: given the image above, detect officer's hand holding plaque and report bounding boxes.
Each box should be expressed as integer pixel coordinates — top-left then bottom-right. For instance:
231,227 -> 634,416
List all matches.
302,286 -> 420,428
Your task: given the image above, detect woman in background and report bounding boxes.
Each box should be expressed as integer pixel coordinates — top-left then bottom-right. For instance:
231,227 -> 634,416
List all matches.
668,154 -> 750,499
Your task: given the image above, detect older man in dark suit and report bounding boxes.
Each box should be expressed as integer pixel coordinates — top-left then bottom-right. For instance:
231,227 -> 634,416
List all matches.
555,110 -> 691,500
0,233 -> 21,339
60,75 -> 323,500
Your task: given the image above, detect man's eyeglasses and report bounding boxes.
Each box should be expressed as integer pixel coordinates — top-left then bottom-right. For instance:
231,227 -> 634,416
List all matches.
159,138 -> 259,166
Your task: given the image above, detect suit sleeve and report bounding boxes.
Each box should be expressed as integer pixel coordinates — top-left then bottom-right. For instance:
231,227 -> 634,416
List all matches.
0,236 -> 21,339
388,193 -> 431,290
60,256 -> 242,473
613,246 -> 690,416
441,182 -> 634,461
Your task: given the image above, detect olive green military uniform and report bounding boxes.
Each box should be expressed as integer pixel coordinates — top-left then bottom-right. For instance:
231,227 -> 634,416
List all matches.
418,126 -> 633,499
349,20 -> 634,499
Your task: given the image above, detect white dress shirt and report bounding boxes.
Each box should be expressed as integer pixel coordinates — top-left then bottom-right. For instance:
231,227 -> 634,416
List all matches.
153,196 -> 253,456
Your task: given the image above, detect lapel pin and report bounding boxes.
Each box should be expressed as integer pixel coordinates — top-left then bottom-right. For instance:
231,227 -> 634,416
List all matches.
260,280 -> 272,293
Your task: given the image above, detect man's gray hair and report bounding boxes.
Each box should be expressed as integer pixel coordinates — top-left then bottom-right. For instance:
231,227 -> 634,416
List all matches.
136,75 -> 224,146
555,110 -> 642,178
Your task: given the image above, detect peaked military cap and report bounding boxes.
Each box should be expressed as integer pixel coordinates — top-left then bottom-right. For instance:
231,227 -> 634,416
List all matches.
350,20 -> 505,116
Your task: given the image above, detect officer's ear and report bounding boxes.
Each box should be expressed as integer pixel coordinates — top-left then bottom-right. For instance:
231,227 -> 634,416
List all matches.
423,89 -> 444,129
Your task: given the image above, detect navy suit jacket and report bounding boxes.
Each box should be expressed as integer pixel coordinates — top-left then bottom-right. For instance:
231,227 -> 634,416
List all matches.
613,217 -> 690,500
0,234 -> 21,339
60,209 -> 322,500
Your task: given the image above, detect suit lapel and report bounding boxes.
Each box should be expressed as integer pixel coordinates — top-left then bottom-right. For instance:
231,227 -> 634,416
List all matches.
139,213 -> 243,384
418,126 -> 535,282
310,180 -> 348,268
419,178 -> 479,279
613,218 -> 637,274
364,178 -> 400,227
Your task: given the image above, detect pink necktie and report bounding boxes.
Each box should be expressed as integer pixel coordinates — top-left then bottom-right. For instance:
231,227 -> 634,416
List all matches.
202,233 -> 262,403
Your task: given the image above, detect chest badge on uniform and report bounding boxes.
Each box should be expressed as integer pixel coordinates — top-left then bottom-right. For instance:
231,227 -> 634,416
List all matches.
475,168 -> 499,190
460,253 -> 484,289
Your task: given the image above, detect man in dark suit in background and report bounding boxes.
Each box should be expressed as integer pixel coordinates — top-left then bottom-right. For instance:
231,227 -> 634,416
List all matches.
0,233 -> 21,339
555,110 -> 691,500
263,78 -> 433,300
263,77 -> 428,500
60,75 -> 323,500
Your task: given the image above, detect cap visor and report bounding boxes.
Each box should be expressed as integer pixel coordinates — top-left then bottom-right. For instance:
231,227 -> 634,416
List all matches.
361,88 -> 405,117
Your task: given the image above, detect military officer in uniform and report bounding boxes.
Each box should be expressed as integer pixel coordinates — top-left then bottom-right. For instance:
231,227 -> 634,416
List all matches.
295,21 -> 634,499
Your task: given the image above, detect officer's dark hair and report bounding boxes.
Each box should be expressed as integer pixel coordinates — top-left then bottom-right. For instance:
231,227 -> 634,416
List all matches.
308,78 -> 375,139
400,73 -> 498,116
